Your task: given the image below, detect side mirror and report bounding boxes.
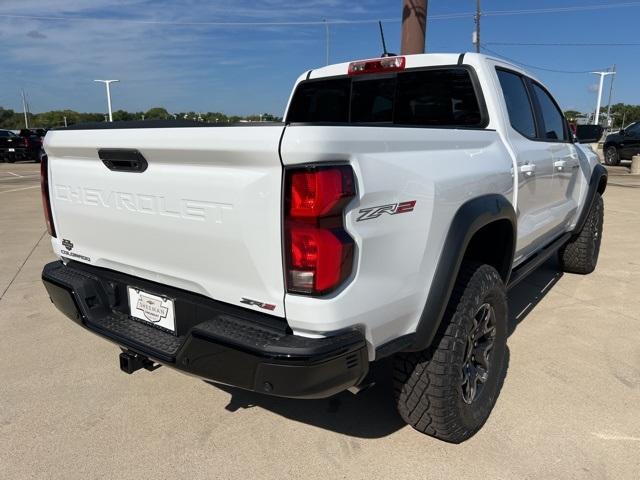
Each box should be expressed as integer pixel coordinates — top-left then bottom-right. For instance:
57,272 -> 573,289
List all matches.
575,125 -> 604,144
620,129 -> 626,136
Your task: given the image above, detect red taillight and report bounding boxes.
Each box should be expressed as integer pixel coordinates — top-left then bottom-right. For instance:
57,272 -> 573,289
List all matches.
285,166 -> 355,295
348,56 -> 406,76
290,168 -> 354,218
40,155 -> 56,237
23,137 -> 30,147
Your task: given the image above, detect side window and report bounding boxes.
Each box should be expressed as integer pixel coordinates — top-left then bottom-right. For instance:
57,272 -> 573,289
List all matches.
627,123 -> 640,135
532,83 -> 568,142
496,69 -> 536,138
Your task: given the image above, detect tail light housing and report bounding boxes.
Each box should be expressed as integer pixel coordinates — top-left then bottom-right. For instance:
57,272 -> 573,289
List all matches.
23,137 -> 30,147
40,154 -> 56,237
284,165 -> 356,295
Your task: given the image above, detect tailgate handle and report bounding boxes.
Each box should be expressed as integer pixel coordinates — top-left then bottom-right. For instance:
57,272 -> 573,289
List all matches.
98,149 -> 148,173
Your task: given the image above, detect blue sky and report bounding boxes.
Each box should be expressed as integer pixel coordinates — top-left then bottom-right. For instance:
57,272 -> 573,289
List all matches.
0,0 -> 639,116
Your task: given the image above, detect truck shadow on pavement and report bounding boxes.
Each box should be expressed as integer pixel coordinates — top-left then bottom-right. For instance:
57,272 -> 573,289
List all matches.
210,257 -> 564,439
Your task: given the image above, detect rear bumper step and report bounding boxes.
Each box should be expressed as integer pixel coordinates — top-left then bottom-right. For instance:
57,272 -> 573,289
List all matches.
42,261 -> 368,399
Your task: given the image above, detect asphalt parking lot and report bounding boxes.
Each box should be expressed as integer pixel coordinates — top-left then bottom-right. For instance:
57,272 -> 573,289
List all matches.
1,162 -> 639,479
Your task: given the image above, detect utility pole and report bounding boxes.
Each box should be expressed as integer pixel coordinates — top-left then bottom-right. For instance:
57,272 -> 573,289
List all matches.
473,0 -> 481,53
605,64 -> 616,130
591,70 -> 615,126
63,116 -> 67,128
401,0 -> 428,55
94,79 -> 119,122
21,89 -> 29,129
324,19 -> 330,65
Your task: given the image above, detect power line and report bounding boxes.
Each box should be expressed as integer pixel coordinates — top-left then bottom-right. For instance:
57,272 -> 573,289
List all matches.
485,41 -> 640,46
0,14 -> 397,26
480,45 -> 608,74
1,2 -> 640,27
481,2 -> 640,17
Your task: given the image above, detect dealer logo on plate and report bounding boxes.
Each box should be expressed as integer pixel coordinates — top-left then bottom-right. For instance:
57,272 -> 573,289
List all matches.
136,294 -> 169,323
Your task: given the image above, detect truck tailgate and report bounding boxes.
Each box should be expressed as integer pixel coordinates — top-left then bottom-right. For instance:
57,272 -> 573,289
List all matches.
44,125 -> 285,316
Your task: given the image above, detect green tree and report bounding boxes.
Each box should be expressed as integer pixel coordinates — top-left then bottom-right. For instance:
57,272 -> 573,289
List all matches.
112,110 -> 136,122
563,110 -> 582,122
144,107 -> 170,120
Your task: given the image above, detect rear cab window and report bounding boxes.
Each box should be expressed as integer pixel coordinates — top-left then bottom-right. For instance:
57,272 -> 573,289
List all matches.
287,67 -> 487,128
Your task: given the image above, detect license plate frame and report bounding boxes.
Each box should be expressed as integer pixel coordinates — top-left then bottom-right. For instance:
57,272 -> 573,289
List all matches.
127,287 -> 176,333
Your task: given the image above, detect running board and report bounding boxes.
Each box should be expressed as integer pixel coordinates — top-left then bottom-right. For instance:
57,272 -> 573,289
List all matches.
507,233 -> 571,290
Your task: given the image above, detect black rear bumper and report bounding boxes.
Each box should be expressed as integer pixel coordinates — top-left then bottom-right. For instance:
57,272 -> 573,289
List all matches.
42,261 -> 368,399
0,148 -> 30,161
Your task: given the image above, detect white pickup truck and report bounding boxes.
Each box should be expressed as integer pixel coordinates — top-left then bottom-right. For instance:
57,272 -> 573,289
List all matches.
41,53 -> 607,443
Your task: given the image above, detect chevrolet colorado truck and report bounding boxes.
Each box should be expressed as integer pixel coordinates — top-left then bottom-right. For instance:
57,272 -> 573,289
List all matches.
41,53 -> 607,443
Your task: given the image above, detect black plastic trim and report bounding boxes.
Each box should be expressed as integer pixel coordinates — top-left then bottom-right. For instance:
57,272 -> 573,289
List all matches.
98,149 -> 148,173
407,194 -> 516,352
42,261 -> 368,399
507,233 -> 571,290
375,334 -> 416,360
574,164 -> 607,234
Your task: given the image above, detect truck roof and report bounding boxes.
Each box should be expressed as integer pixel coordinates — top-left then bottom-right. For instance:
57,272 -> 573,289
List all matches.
304,52 -> 539,84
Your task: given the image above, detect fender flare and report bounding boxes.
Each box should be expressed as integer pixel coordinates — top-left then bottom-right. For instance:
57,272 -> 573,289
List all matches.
573,163 -> 607,235
406,194 -> 517,352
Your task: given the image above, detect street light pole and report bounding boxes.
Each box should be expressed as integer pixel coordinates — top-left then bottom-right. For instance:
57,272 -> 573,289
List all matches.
605,64 -> 616,130
21,89 -> 29,129
591,71 -> 615,126
324,18 -> 330,65
94,79 -> 120,122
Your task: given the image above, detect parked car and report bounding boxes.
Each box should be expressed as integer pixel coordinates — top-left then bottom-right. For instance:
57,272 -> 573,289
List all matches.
0,129 -> 30,162
18,128 -> 46,161
603,121 -> 640,165
40,53 -> 606,443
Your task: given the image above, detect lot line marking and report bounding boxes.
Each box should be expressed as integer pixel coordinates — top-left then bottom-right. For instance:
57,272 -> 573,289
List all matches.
0,185 -> 40,194
0,230 -> 46,301
7,171 -> 21,177
0,174 -> 39,182
593,432 -> 640,442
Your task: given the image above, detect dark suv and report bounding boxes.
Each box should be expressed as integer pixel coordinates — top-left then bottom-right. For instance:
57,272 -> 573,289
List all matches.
603,121 -> 640,165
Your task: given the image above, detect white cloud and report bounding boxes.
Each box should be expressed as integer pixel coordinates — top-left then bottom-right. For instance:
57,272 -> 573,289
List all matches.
0,1 -> 390,113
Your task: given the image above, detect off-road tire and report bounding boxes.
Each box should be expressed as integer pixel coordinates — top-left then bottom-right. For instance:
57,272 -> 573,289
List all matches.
604,146 -> 620,166
394,263 -> 508,443
559,193 -> 604,274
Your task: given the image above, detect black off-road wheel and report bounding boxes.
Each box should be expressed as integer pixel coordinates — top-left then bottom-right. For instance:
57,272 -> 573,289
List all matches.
559,193 -> 604,274
394,263 -> 508,443
604,146 -> 620,166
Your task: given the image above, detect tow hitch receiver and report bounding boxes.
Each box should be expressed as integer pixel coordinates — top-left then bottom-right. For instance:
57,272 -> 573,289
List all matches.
119,351 -> 161,374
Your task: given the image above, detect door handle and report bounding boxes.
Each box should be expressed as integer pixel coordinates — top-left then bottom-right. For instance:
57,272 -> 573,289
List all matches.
553,160 -> 567,171
519,163 -> 536,176
98,149 -> 148,173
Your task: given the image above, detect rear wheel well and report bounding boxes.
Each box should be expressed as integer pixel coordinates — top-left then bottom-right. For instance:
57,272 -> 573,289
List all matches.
462,220 -> 514,282
597,175 -> 607,194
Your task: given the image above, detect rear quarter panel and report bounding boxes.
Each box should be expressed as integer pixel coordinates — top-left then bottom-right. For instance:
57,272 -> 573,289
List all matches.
280,126 -> 513,358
